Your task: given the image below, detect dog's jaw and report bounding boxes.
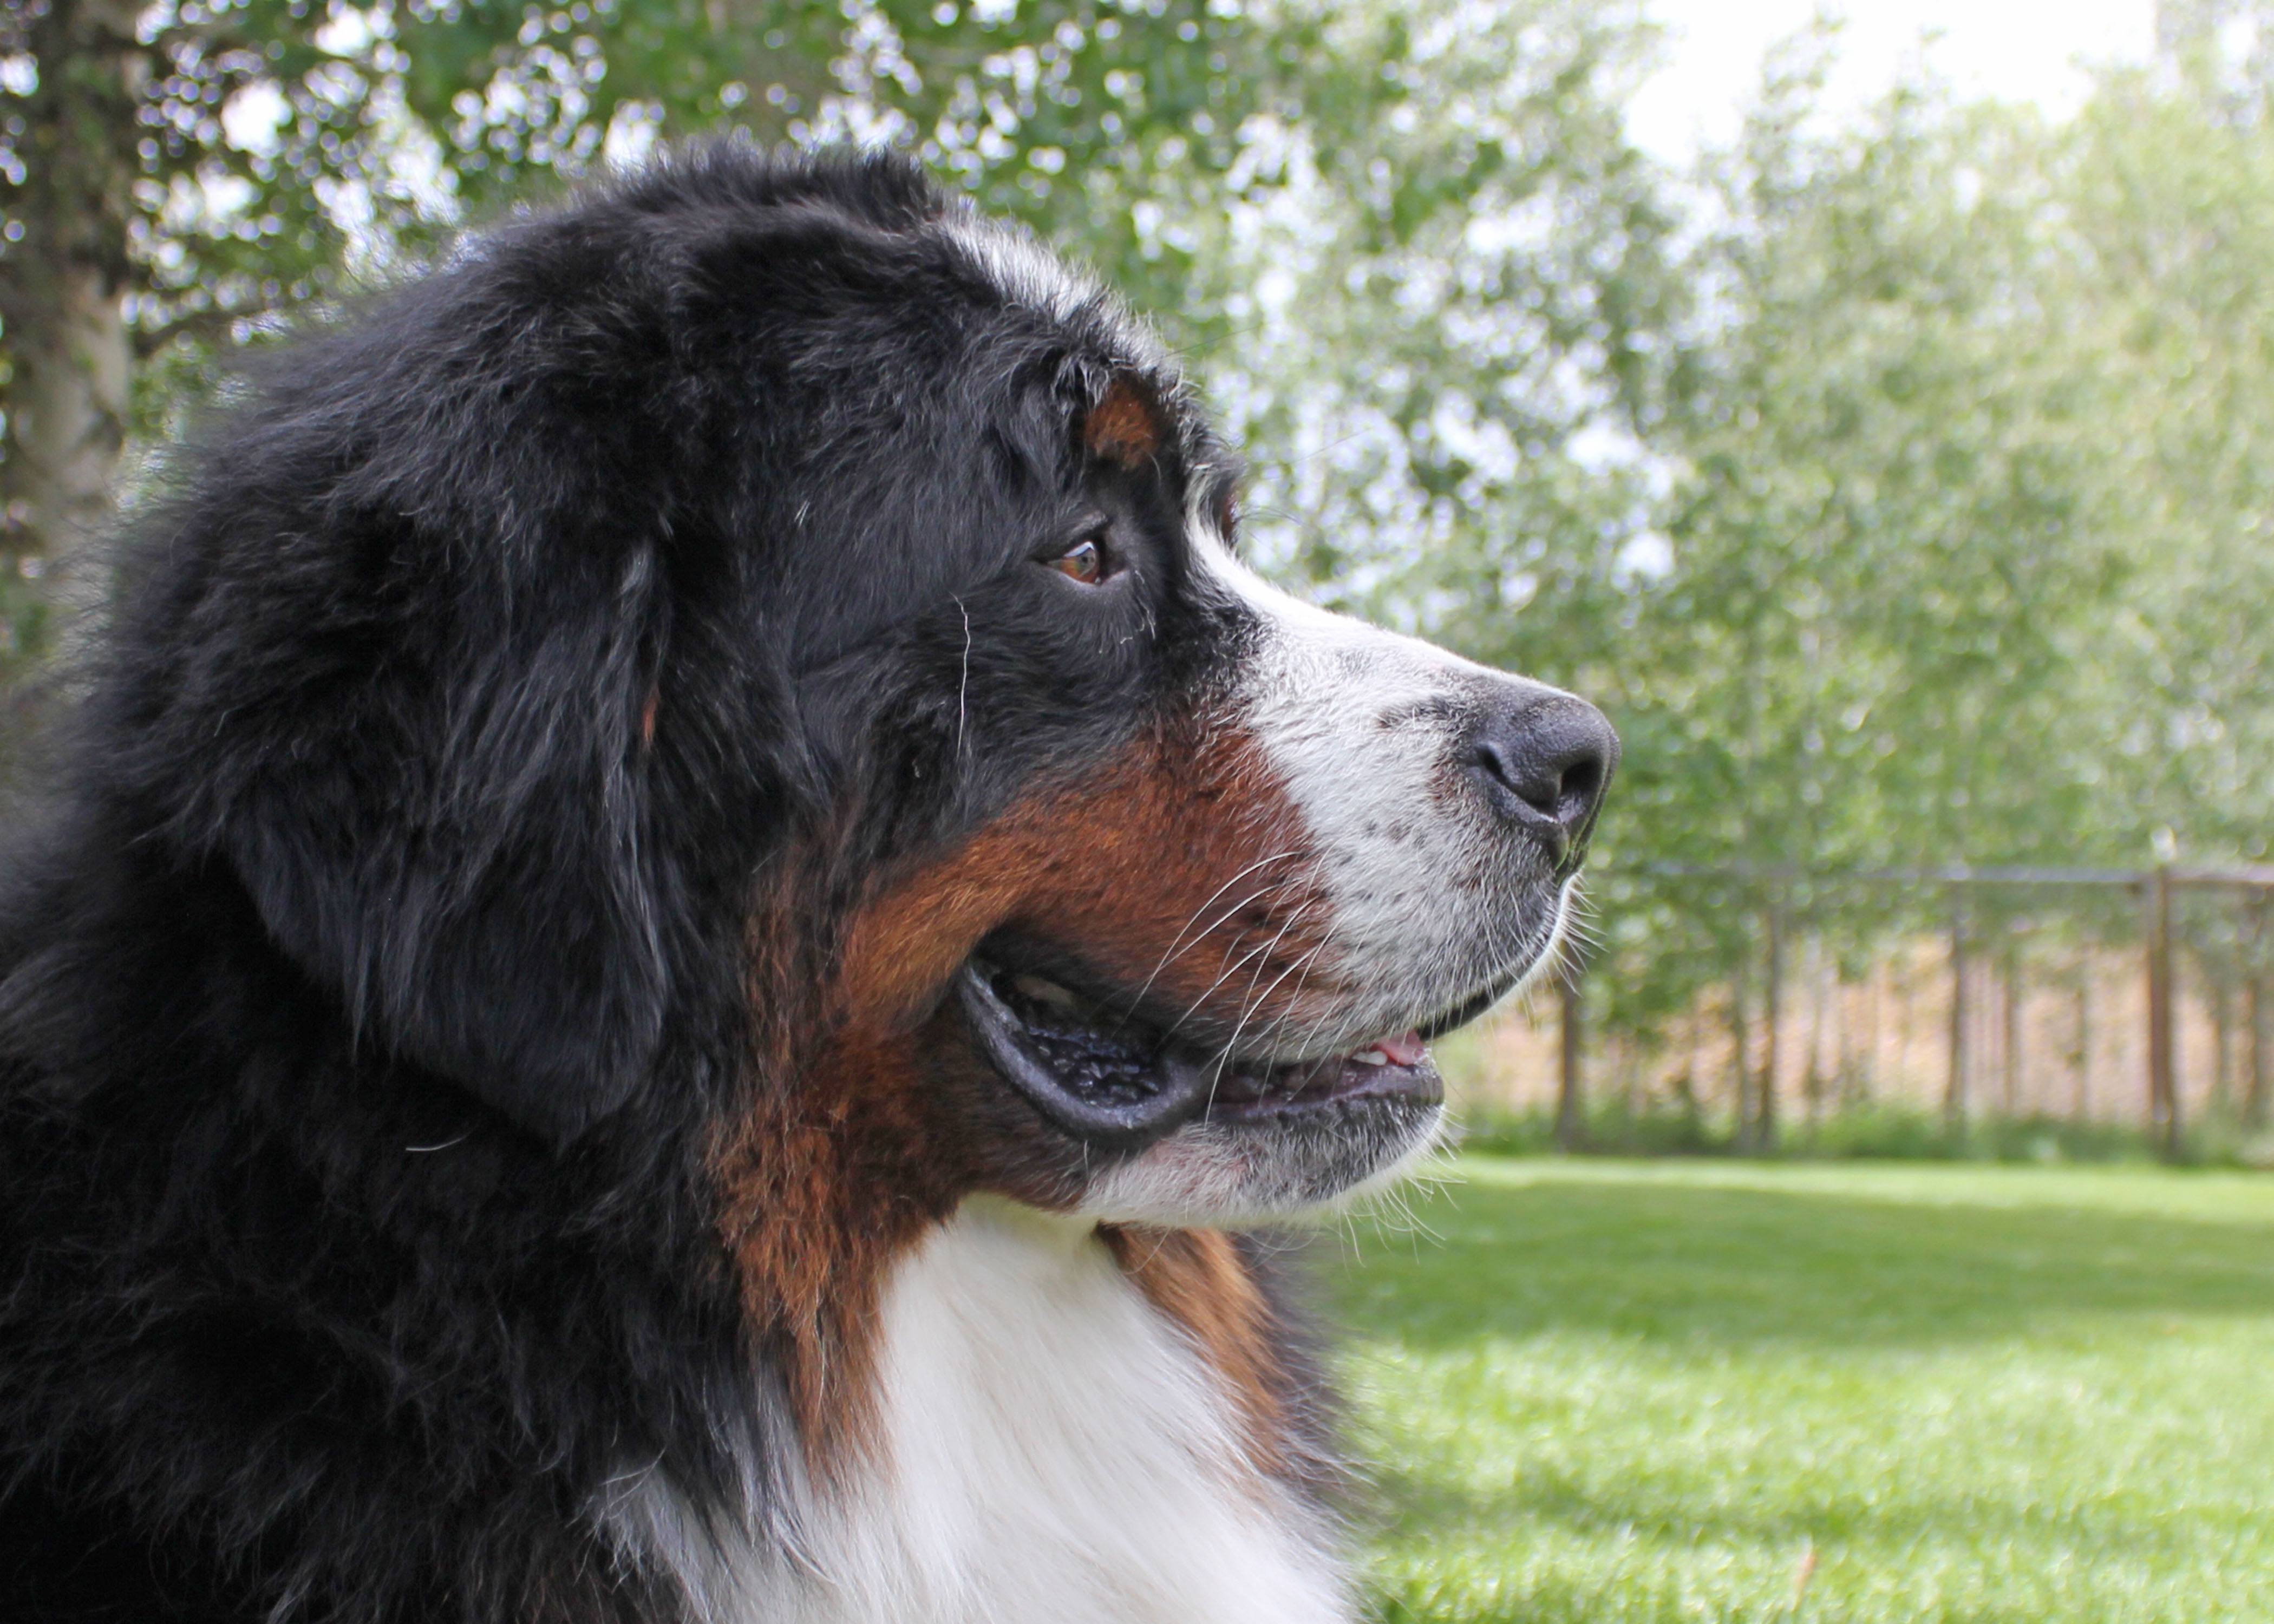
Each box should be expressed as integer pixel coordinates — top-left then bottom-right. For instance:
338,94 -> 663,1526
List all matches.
1077,1092 -> 1450,1227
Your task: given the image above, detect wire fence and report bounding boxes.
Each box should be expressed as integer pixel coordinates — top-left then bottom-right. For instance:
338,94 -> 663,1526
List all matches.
1449,865 -> 2274,1163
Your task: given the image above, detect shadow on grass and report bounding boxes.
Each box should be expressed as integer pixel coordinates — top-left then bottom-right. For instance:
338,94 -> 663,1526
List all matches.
1334,1173 -> 2274,1351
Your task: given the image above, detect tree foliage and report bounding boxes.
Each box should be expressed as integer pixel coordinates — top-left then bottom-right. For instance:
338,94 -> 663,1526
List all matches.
1171,17 -> 2274,1055
0,0 -> 1305,573
6,0 -> 2274,1068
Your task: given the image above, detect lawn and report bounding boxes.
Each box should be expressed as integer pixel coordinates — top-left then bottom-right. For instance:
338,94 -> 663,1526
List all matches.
1327,1158 -> 2274,1623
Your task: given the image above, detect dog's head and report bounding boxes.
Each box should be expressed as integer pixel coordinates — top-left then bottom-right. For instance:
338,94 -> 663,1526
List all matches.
116,148 -> 1613,1234
809,365 -> 1619,1225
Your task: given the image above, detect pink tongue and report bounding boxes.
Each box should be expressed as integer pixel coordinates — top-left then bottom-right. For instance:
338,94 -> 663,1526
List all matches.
1377,1030 -> 1427,1066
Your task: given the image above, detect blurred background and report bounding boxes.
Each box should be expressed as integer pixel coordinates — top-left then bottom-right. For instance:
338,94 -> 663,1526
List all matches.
14,6 -> 2274,1619
7,0 -> 2274,1165
13,0 -> 2274,1155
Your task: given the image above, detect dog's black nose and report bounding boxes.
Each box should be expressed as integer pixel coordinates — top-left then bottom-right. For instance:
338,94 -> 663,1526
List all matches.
1466,691 -> 1619,862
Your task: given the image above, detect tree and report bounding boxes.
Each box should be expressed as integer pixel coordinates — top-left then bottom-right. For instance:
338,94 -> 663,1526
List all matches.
0,0 -> 1289,596
0,0 -> 141,652
1200,0 -> 1678,664
2055,68 -> 2274,865
1167,14 -> 2274,1123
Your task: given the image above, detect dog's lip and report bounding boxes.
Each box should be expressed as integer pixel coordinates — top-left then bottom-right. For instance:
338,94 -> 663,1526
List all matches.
1198,1038 -> 1443,1119
954,957 -> 1445,1150
956,962 -> 1215,1152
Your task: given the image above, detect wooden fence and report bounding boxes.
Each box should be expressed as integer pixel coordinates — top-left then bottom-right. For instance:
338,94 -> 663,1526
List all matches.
1527,864 -> 2274,1162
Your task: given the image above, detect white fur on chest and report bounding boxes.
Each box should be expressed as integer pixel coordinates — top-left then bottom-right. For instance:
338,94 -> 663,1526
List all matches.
644,1199 -> 1351,1624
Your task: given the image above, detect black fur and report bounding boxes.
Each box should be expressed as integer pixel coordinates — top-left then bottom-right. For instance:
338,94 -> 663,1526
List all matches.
0,147 -> 1265,1623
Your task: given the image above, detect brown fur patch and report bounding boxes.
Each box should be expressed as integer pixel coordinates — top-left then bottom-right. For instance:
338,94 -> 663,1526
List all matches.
710,1020 -> 970,1482
1083,375 -> 1163,465
1099,1224 -> 1291,1480
712,710 -> 1339,1479
710,851 -> 980,1482
835,714 -> 1330,1034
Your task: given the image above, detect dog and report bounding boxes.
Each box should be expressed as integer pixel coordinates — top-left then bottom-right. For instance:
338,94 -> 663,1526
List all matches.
0,147 -> 1615,1623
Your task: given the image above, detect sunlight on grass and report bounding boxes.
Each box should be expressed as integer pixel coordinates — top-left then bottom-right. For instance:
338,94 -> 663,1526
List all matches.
1329,1159 -> 2274,1623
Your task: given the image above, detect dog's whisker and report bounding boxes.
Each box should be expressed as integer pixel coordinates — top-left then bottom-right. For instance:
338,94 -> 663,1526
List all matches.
1191,909 -> 1314,1111
1211,921 -> 1329,1075
952,595 -> 973,761
1166,909 -> 1310,1046
1239,933 -> 1337,1064
1115,852 -> 1308,1027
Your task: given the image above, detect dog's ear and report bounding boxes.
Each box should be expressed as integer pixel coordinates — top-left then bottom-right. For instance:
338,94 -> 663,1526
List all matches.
219,544 -> 675,1145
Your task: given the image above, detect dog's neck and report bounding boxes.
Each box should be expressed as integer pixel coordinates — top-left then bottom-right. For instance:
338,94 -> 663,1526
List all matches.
606,1197 -> 1352,1624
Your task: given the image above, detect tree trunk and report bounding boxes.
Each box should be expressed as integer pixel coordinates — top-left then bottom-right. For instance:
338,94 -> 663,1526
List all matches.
1677,1012 -> 1703,1129
2246,896 -> 2268,1130
1555,971 -> 1585,1152
1731,952 -> 1755,1154
2146,867 -> 2180,1160
1757,902 -> 1781,1150
0,0 -> 146,597
2250,970 -> 2269,1130
1802,933 -> 1825,1125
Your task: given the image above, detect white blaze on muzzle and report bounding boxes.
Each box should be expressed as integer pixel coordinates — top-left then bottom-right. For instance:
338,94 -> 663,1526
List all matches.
1196,528 -> 1586,1055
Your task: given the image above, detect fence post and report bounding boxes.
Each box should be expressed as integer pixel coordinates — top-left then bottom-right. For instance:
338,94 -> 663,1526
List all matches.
1945,888 -> 1969,1130
2212,974 -> 2234,1121
2001,940 -> 2024,1119
2248,894 -> 2269,1130
1731,919 -> 1755,1152
2147,864 -> 2180,1160
1759,900 -> 1782,1150
1556,968 -> 1585,1152
2252,972 -> 2270,1130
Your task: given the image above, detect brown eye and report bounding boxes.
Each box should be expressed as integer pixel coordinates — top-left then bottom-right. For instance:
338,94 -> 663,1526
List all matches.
1051,536 -> 1106,585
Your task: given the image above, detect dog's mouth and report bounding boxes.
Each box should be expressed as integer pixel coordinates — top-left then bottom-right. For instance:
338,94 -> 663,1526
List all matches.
955,956 -> 1449,1153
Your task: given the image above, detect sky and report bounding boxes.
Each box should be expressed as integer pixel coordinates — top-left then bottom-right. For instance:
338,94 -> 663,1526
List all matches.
1627,1 -> 2160,163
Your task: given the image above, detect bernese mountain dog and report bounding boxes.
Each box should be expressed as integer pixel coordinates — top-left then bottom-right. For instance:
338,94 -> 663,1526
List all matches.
0,147 -> 1615,1622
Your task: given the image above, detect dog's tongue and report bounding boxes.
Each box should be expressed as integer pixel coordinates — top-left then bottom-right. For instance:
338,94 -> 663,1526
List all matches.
1376,1030 -> 1426,1066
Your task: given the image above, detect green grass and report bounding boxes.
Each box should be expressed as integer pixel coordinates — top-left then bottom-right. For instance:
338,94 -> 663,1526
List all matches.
1328,1158 -> 2274,1623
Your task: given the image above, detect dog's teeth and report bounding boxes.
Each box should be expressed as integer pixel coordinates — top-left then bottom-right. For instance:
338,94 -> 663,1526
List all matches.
1378,1029 -> 1427,1066
1350,1047 -> 1390,1066
1012,974 -> 1079,1009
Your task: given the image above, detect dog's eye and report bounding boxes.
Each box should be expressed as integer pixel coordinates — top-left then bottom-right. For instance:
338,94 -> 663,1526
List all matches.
1049,535 -> 1109,586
